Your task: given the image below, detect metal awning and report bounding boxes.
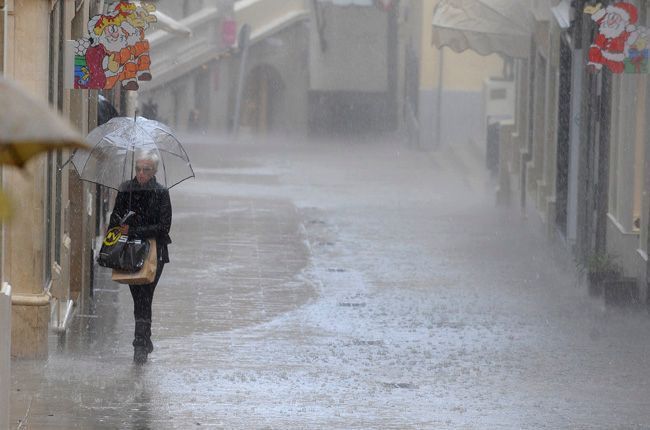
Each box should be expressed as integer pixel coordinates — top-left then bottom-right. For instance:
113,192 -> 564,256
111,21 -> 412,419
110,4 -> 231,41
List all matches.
432,0 -> 533,58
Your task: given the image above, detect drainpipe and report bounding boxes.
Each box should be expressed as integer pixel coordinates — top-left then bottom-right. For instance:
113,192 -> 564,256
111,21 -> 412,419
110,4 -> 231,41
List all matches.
435,47 -> 444,148
3,0 -> 14,74
232,23 -> 251,137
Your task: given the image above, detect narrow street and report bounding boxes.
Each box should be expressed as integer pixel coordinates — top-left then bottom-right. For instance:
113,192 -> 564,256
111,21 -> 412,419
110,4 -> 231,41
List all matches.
11,136 -> 650,429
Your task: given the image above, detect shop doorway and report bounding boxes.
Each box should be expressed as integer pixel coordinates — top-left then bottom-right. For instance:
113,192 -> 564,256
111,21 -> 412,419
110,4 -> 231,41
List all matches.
240,65 -> 284,135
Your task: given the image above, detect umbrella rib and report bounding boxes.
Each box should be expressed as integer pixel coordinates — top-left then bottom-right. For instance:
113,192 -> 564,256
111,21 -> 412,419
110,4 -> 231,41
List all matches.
158,148 -> 195,185
96,148 -> 124,189
120,141 -> 131,191
78,131 -> 111,175
176,143 -> 196,180
167,172 -> 196,190
71,177 -> 120,191
159,150 -> 168,187
156,148 -> 191,162
85,146 -> 113,188
175,138 -> 193,163
153,143 -> 193,183
156,146 -> 186,156
89,137 -> 128,188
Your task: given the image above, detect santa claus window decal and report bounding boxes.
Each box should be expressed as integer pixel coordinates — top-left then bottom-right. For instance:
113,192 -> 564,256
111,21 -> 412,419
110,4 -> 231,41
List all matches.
68,1 -> 157,90
585,2 -> 648,74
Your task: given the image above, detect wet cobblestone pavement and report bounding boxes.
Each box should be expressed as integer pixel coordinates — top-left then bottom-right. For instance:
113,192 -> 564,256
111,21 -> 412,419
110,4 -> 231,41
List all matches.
10,137 -> 650,429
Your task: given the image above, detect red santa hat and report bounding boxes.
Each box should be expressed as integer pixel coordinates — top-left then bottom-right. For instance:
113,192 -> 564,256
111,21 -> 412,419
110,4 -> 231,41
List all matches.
609,2 -> 638,25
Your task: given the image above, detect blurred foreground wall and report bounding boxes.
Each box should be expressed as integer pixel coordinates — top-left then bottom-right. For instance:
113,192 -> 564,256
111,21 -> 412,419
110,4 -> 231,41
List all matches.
1,0 -> 99,362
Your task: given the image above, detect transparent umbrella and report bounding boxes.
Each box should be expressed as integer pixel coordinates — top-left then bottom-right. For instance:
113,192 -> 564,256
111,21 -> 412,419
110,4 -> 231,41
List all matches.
70,116 -> 194,191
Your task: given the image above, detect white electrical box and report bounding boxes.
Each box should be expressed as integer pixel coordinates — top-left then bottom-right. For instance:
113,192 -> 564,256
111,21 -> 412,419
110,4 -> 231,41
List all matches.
482,77 -> 515,130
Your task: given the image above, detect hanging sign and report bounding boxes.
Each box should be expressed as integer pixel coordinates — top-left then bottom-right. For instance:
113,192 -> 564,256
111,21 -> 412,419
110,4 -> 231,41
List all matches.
221,18 -> 237,48
66,1 -> 157,90
585,2 -> 649,74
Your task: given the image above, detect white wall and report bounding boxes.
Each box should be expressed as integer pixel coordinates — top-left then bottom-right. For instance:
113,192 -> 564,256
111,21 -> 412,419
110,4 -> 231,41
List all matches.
309,5 -> 387,92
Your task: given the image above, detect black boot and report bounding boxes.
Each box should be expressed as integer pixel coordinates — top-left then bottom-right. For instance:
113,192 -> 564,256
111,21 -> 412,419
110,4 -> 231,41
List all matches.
133,345 -> 148,364
133,319 -> 150,364
144,321 -> 154,354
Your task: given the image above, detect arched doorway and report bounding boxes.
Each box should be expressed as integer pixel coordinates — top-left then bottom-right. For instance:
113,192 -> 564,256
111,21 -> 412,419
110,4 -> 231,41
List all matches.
239,65 -> 284,135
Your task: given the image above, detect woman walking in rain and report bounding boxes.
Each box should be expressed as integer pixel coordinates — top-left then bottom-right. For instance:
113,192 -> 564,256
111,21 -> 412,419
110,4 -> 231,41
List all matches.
108,149 -> 172,364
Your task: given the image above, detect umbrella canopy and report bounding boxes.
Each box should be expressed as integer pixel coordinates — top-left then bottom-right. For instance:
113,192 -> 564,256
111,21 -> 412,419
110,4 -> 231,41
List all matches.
431,0 -> 533,58
0,76 -> 88,168
71,116 -> 194,191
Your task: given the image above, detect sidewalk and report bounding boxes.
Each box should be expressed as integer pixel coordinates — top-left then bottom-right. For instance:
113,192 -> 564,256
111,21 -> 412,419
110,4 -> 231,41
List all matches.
11,184 -> 313,428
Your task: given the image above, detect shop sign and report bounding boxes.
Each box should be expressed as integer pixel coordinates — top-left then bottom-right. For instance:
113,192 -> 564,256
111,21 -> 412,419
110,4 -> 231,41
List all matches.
221,18 -> 237,48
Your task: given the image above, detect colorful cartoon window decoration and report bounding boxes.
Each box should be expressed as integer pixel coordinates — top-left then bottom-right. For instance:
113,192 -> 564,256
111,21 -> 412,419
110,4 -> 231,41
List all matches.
585,2 -> 649,74
71,1 -> 157,90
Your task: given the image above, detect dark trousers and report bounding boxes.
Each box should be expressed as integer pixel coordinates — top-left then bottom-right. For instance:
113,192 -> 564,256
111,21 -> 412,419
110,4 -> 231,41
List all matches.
129,262 -> 164,347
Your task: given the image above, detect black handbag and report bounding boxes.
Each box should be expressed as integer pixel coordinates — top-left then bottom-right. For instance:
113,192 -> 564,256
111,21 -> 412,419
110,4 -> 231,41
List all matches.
97,226 -> 151,272
112,239 -> 158,285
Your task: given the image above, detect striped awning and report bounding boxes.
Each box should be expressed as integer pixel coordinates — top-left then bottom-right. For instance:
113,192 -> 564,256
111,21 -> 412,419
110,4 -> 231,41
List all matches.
432,0 -> 534,58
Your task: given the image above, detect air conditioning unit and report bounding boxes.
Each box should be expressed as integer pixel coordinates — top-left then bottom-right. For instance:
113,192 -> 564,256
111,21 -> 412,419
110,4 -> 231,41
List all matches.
482,77 -> 515,132
482,77 -> 515,173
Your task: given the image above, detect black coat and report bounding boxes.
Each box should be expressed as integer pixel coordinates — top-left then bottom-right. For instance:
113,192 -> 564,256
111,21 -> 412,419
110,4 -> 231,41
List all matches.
109,177 -> 172,263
